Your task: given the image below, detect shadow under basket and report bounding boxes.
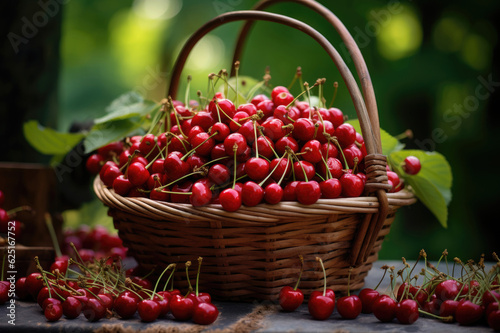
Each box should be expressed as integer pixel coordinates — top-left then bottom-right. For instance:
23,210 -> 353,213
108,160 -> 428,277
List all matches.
94,177 -> 415,301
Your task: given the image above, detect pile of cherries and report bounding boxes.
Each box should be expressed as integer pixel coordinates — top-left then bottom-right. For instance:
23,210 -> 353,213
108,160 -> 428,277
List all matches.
279,251 -> 500,330
87,83 -> 421,212
3,251 -> 218,325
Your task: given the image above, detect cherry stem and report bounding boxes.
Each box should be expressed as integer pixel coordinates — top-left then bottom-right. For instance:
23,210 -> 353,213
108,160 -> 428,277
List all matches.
6,205 -> 32,218
418,309 -> 454,323
316,257 -> 327,297
232,144 -> 238,189
168,97 -> 188,139
285,81 -> 316,110
185,261 -> 193,296
151,264 -> 175,301
277,157 -> 291,187
258,151 -> 288,188
161,264 -> 177,292
294,255 -> 304,291
287,66 -> 301,91
185,75 -> 192,107
34,256 -> 52,299
329,82 -> 338,108
347,267 -> 353,297
374,265 -> 390,291
253,120 -> 259,158
234,61 -> 240,107
181,131 -> 218,161
195,257 -> 203,297
44,213 -> 62,259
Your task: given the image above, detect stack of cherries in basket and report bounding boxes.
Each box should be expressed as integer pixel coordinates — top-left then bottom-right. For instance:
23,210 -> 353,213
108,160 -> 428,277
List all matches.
87,84 -> 421,211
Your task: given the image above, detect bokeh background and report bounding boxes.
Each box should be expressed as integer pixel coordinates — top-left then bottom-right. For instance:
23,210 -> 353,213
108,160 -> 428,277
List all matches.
1,0 -> 499,261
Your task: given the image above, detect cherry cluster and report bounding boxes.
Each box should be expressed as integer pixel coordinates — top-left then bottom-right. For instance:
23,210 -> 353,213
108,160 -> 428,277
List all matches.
279,251 -> 500,330
87,84 -> 422,211
359,251 -> 500,329
279,256 -> 363,320
6,253 -> 218,325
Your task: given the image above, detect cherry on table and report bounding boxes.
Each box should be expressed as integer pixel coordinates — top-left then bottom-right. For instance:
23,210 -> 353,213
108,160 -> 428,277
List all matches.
82,298 -> 107,322
138,299 -> 161,322
395,299 -> 419,325
45,302 -> 63,322
193,302 -> 219,325
279,255 -> 304,312
308,257 -> 335,320
358,288 -> 380,314
114,291 -> 139,319
372,295 -> 397,322
455,300 -> 483,326
62,296 -> 82,319
336,267 -> 362,320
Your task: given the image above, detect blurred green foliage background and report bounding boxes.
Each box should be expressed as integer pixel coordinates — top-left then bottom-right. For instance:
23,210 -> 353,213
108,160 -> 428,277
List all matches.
3,0 -> 499,260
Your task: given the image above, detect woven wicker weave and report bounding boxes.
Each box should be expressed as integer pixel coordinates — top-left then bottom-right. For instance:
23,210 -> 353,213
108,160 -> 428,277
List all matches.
94,0 -> 417,301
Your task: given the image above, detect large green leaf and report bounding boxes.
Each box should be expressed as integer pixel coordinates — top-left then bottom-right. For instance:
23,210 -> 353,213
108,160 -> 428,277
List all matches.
23,120 -> 85,155
83,118 -> 144,154
389,150 -> 453,227
347,119 -> 403,155
94,91 -> 158,124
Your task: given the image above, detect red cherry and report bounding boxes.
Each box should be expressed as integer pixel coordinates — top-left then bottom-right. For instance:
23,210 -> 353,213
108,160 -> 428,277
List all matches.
241,181 -> 264,207
283,181 -> 299,201
455,300 -> 483,326
261,118 -> 286,141
296,181 -> 321,205
264,183 -> 283,204
0,282 -> 9,304
308,258 -> 335,320
113,175 -> 133,196
62,296 -> 82,319
275,136 -> 299,156
224,133 -> 248,156
193,302 -> 219,325
358,288 -> 380,314
114,291 -> 139,319
435,280 -> 461,302
100,164 -> 122,187
237,102 -> 257,116
253,136 -> 275,160
403,156 -> 422,175
219,188 -> 242,212
170,294 -> 195,321
328,107 -> 344,127
138,299 -> 161,322
293,118 -> 315,141
301,140 -> 322,163
483,290 -> 500,307
191,132 -> 215,157
439,299 -> 459,319
170,181 -> 193,203
229,111 -> 250,132
255,99 -> 275,118
138,134 -> 158,156
319,178 -> 341,199
82,298 -> 106,322
188,125 -> 204,142
251,94 -> 269,107
190,181 -> 212,207
246,157 -> 270,181
164,152 -> 191,181
396,299 -> 419,324
334,123 -> 356,148
237,120 -> 255,143
315,120 -> 335,144
292,161 -> 315,181
372,295 -> 397,322
50,259 -> 68,275
191,111 -> 215,131
210,98 -> 236,124
279,286 -> 304,312
270,158 -> 291,181
274,91 -> 294,106
208,164 -> 230,185
488,309 -> 500,331
210,122 -> 230,142
15,277 -> 30,300
26,272 -> 44,299
45,302 -> 63,322
339,173 -> 364,197
318,157 -> 343,179
86,154 -> 105,174
337,295 -> 362,319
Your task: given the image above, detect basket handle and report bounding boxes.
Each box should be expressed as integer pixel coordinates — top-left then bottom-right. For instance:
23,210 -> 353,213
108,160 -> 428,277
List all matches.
166,10 -> 390,265
229,0 -> 382,154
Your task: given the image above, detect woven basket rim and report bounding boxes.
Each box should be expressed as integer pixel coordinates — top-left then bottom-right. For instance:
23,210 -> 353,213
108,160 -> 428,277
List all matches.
93,177 -> 416,223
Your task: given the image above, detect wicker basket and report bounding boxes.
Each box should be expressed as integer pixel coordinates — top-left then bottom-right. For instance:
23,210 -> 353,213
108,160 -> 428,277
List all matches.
94,0 -> 417,301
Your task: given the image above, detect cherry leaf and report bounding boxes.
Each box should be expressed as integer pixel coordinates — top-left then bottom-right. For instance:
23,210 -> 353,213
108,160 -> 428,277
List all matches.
23,120 -> 85,155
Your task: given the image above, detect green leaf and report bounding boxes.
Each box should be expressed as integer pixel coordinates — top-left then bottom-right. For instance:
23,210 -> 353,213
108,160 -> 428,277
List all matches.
347,119 -> 403,155
94,91 -> 158,124
83,118 -> 144,154
217,76 -> 271,105
389,150 -> 453,227
23,120 -> 85,155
